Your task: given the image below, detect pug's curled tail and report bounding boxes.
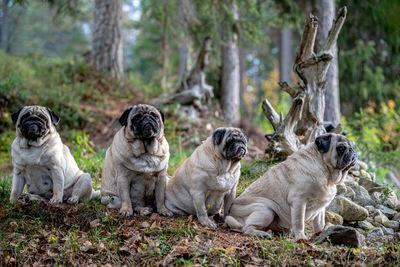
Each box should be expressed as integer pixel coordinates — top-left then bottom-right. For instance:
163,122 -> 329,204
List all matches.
224,215 -> 243,230
91,190 -> 101,199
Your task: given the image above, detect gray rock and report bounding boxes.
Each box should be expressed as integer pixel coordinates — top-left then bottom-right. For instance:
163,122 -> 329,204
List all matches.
371,192 -> 383,205
384,193 -> 399,209
378,205 -> 397,219
343,185 -> 356,200
351,163 -> 360,172
344,179 -> 357,187
374,210 -> 389,225
366,228 -> 384,239
358,178 -> 386,194
369,172 -> 376,182
325,211 -> 343,225
348,184 -> 374,206
365,205 -> 376,213
327,196 -> 369,222
350,170 -> 360,177
357,220 -> 375,231
358,160 -> 368,171
383,220 -> 400,230
381,226 -> 395,235
360,170 -> 372,180
392,213 -> 400,221
323,222 -> 335,232
314,225 -> 365,247
336,184 -> 347,195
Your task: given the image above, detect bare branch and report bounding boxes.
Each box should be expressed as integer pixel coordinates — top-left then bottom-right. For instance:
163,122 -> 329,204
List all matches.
323,6 -> 347,52
297,14 -> 318,64
262,99 -> 280,131
279,82 -> 301,98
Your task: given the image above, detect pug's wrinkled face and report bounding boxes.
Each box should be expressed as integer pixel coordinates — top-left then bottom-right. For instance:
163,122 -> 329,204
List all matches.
315,133 -> 357,171
119,104 -> 165,140
12,106 -> 59,142
213,127 -> 248,161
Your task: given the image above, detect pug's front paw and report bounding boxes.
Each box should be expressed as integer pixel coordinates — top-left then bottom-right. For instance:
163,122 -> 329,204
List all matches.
134,206 -> 152,216
119,207 -> 133,216
49,196 -> 62,204
158,206 -> 173,217
67,196 -> 80,204
198,216 -> 217,229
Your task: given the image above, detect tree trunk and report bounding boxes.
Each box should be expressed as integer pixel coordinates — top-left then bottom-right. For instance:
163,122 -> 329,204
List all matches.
312,0 -> 340,125
178,0 -> 188,85
221,0 -> 240,126
278,27 -> 292,84
1,0 -> 9,52
92,0 -> 123,80
160,0 -> 169,91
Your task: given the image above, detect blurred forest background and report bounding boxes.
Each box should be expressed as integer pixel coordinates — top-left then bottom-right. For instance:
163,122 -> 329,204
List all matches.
0,0 -> 399,183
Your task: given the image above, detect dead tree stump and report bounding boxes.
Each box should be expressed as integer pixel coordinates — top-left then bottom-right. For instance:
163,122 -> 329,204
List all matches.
262,7 -> 347,157
152,37 -> 213,109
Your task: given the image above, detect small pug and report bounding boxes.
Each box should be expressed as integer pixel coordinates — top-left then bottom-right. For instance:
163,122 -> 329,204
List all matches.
165,127 -> 248,228
101,104 -> 173,217
10,106 -> 98,204
225,133 -> 357,240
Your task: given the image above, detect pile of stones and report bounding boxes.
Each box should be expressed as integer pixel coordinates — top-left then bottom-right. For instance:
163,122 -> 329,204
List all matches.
314,160 -> 400,247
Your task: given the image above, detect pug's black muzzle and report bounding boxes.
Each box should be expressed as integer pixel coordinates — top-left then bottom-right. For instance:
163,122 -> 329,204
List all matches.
21,117 -> 47,141
337,146 -> 357,170
132,115 -> 159,139
225,141 -> 247,161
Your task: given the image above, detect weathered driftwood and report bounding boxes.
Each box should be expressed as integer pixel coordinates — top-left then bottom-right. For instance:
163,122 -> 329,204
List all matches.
263,7 -> 347,157
152,37 -> 213,109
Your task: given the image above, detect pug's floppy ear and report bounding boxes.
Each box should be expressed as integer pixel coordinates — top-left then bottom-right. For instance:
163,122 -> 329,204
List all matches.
11,108 -> 23,124
156,107 -> 165,124
239,128 -> 249,142
213,128 -> 227,145
46,107 -> 60,125
315,134 -> 332,153
119,107 -> 133,126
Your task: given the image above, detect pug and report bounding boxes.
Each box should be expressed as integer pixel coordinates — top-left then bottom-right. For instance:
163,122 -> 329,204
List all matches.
10,106 -> 98,204
101,104 -> 173,217
165,127 -> 248,228
225,133 -> 357,240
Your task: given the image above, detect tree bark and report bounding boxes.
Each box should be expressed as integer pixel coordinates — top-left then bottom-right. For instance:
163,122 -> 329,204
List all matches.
178,0 -> 188,85
1,0 -> 9,52
221,0 -> 240,126
92,0 -> 123,80
312,0 -> 340,125
278,27 -> 292,84
160,0 -> 168,91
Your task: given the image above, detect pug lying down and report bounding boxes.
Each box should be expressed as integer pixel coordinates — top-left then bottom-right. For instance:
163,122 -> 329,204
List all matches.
165,127 -> 248,228
10,106 -> 99,204
225,133 -> 357,240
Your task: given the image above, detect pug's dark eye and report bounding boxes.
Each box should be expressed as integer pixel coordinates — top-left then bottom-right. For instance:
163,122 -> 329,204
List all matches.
133,114 -> 142,121
337,145 -> 346,153
150,112 -> 159,119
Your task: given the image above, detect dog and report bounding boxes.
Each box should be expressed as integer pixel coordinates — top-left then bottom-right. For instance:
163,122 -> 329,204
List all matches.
225,133 -> 357,240
165,127 -> 248,228
101,104 -> 173,217
10,106 -> 98,204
